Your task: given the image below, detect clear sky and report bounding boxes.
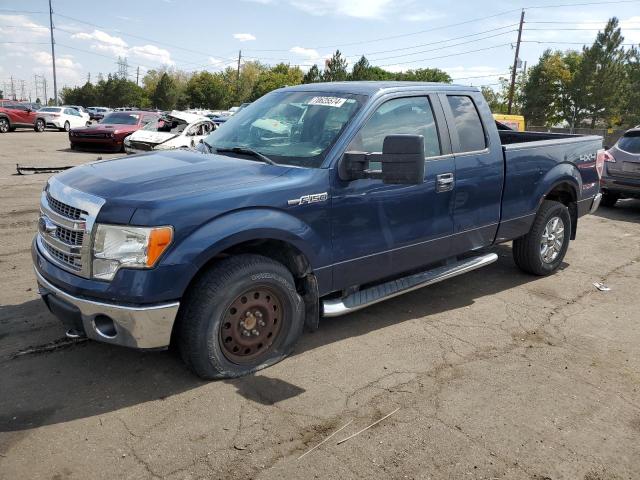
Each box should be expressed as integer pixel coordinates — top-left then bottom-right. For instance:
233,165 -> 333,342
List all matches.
1,0 -> 639,101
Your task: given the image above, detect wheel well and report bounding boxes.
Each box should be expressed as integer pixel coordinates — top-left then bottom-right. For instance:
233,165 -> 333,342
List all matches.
173,239 -> 320,343
544,182 -> 578,240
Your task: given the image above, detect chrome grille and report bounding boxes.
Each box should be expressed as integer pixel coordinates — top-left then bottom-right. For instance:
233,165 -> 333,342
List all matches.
55,225 -> 84,246
46,192 -> 88,220
43,241 -> 82,271
38,178 -> 105,278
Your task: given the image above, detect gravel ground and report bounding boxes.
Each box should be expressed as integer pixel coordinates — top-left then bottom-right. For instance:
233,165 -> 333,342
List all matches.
0,131 -> 639,480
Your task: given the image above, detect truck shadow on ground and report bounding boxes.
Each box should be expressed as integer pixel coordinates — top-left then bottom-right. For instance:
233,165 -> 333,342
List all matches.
0,245 -> 544,437
594,199 -> 640,224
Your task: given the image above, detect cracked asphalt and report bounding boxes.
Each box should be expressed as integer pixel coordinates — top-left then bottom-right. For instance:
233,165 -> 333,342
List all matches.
1,131 -> 639,480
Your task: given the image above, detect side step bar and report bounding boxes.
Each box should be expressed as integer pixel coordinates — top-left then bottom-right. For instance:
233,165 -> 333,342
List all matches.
322,252 -> 498,317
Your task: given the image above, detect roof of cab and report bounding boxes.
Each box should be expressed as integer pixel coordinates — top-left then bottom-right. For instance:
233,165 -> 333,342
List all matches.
278,81 -> 479,96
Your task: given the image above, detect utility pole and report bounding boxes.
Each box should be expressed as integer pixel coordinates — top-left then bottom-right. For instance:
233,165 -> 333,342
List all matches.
136,66 -> 140,86
48,0 -> 58,105
20,79 -> 26,101
236,50 -> 242,99
87,72 -> 91,84
44,77 -> 48,105
507,9 -> 525,115
10,76 -> 15,100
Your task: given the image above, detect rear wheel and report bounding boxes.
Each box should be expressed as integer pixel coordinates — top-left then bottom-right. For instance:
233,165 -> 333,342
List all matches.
600,191 -> 619,208
177,254 -> 304,379
0,117 -> 10,133
513,200 -> 571,276
34,119 -> 45,132
63,121 -> 71,132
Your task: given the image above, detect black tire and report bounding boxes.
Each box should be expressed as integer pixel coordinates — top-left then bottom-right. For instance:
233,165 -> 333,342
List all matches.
64,121 -> 70,132
34,119 -> 45,132
513,200 -> 572,276
600,191 -> 619,208
0,117 -> 9,133
177,254 -> 304,379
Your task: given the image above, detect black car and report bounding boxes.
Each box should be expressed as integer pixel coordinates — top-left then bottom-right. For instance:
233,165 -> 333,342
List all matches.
601,128 -> 640,206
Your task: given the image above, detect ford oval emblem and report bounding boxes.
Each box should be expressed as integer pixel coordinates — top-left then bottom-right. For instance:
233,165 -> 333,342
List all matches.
38,215 -> 57,235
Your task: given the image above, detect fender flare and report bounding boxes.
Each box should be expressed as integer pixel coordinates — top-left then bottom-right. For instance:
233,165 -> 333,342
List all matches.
534,163 -> 581,210
162,207 -> 327,281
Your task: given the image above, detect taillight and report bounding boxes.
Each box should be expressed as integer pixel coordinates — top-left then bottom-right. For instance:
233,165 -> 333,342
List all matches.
595,149 -> 606,179
603,151 -> 615,163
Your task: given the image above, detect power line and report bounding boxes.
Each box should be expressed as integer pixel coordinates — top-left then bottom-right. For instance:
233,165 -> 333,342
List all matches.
376,43 -> 513,67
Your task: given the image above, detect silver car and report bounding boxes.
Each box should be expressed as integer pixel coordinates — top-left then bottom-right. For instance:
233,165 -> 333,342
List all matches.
601,128 -> 640,207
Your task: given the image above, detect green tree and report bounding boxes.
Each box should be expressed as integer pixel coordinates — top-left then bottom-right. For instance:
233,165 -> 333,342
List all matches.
351,55 -> 370,80
396,68 -> 452,83
622,46 -> 640,126
303,64 -> 322,83
185,71 -> 226,109
252,63 -> 303,99
152,73 -> 177,110
579,17 -> 628,127
522,50 -> 569,126
323,50 -> 348,82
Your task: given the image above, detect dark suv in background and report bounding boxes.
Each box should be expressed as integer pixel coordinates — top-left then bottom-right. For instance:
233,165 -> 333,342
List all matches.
601,128 -> 640,206
0,100 -> 47,133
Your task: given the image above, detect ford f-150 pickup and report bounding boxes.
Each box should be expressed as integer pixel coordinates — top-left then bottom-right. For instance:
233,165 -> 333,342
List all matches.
32,82 -> 604,379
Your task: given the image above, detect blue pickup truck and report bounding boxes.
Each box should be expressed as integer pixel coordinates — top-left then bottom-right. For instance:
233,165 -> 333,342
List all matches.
33,82 -> 604,378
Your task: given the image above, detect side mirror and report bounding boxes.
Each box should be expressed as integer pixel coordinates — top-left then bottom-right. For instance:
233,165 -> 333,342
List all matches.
340,134 -> 425,185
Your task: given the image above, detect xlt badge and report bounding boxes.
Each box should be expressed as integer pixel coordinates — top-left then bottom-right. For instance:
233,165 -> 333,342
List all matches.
287,192 -> 329,206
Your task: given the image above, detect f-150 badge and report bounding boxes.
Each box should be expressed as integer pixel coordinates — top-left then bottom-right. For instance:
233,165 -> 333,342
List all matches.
287,192 -> 329,206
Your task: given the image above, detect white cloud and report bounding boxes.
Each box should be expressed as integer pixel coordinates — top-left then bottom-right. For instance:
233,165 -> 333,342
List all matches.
72,29 -> 128,48
32,50 -> 83,85
290,46 -> 321,60
129,44 -> 174,65
402,10 -> 442,22
233,33 -> 257,42
621,16 -> 640,44
0,15 -> 48,41
289,0 -> 396,19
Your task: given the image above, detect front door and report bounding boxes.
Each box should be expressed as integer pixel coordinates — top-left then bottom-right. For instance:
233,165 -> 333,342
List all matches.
330,94 -> 456,291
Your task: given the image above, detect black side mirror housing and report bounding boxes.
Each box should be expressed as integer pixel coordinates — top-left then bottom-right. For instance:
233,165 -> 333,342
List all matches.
380,135 -> 425,184
340,134 -> 425,185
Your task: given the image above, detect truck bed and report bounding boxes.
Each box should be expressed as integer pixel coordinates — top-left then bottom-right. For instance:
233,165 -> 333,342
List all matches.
498,129 -> 578,145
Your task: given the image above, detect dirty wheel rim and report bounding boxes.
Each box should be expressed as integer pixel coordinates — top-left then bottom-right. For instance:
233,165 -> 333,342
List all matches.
36,119 -> 44,131
0,119 -> 8,133
219,287 -> 284,364
540,216 -> 565,263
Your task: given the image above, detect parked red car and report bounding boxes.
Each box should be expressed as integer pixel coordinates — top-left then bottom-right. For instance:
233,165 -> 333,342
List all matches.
69,111 -> 159,152
0,100 -> 47,133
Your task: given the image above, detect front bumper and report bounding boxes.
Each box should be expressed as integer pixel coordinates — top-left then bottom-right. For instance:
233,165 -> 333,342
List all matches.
35,267 -> 180,349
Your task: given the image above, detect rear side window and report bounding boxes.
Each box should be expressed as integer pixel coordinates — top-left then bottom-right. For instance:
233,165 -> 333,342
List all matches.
617,133 -> 640,154
348,96 -> 441,158
447,96 -> 486,152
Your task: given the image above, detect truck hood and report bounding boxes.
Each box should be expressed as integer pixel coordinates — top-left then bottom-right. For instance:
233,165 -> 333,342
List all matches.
55,150 -> 292,204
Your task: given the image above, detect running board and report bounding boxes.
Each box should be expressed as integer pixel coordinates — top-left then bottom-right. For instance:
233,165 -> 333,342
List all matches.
322,253 -> 498,317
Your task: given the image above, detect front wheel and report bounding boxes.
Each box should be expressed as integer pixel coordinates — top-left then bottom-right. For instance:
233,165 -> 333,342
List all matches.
0,118 -> 9,133
63,121 -> 70,132
34,119 -> 45,132
177,254 -> 304,379
513,200 -> 572,276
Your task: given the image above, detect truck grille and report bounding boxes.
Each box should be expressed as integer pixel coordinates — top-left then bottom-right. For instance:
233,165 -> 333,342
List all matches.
43,241 -> 83,271
55,225 -> 84,246
46,192 -> 87,220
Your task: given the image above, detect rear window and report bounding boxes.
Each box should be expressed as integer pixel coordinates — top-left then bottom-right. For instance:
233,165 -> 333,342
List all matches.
447,95 -> 487,153
617,133 -> 640,154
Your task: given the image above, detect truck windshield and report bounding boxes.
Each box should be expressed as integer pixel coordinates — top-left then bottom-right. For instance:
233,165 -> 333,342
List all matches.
202,91 -> 367,168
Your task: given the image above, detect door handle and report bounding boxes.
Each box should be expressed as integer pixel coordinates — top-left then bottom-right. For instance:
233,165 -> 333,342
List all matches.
436,173 -> 454,192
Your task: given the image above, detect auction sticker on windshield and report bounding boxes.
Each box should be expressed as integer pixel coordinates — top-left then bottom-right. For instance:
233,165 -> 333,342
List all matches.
308,96 -> 347,108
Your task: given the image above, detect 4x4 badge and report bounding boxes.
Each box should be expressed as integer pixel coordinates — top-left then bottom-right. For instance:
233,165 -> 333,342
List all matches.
287,192 -> 329,206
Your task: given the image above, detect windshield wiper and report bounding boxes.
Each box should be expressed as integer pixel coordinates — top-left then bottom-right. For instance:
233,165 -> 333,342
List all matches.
215,146 -> 276,165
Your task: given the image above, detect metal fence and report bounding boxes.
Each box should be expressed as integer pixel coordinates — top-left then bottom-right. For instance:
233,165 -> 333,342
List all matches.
527,126 -> 627,148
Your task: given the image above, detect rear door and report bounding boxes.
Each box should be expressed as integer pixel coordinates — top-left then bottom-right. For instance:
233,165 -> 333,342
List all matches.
330,93 -> 456,290
440,92 -> 504,254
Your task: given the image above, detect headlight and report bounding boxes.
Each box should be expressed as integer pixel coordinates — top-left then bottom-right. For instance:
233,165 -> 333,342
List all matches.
92,224 -> 173,280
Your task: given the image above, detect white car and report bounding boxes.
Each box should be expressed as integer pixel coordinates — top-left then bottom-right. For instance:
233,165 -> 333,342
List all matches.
38,107 -> 90,131
63,105 -> 91,123
124,110 -> 216,154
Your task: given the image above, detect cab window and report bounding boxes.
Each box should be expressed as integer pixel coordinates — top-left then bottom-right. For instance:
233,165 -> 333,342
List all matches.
347,97 -> 441,158
447,96 -> 487,153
